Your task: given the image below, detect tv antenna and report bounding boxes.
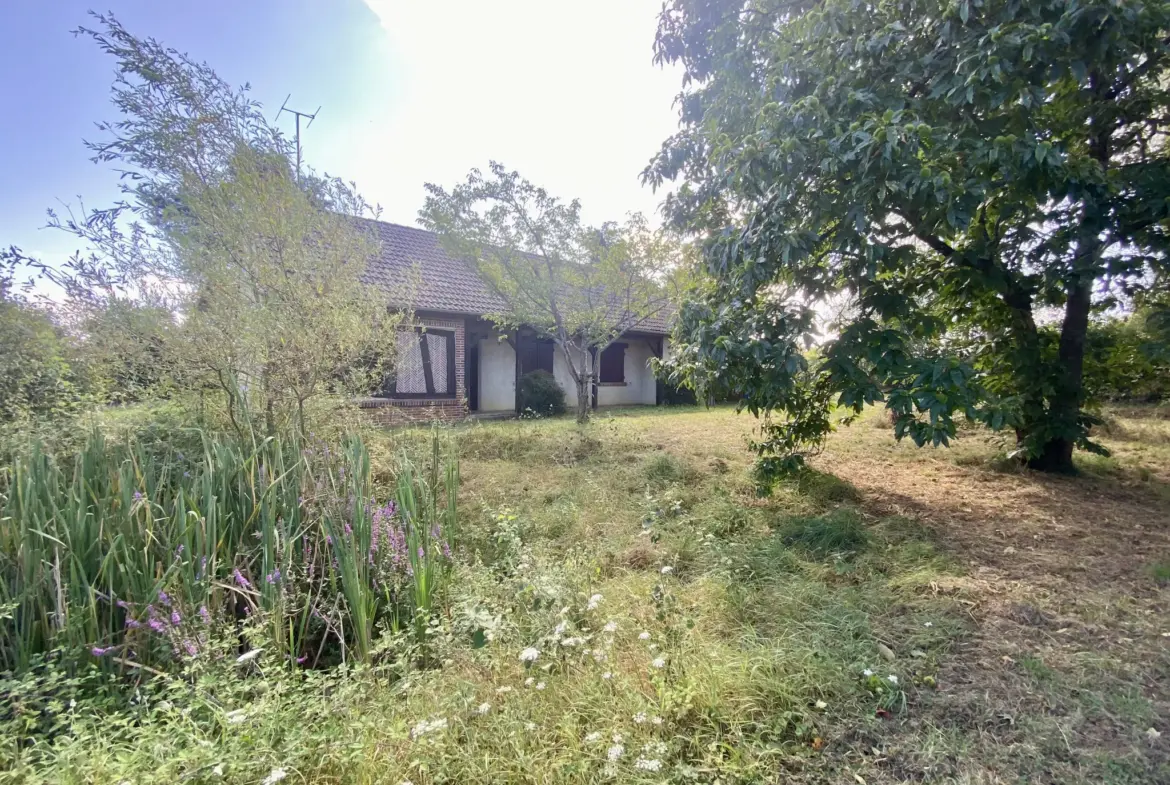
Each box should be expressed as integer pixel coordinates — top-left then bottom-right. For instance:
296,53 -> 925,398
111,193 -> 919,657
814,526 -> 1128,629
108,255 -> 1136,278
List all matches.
275,94 -> 320,179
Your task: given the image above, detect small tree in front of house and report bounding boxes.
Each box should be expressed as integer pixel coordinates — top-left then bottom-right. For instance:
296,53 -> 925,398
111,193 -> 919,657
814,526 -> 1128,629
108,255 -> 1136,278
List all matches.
421,163 -> 673,423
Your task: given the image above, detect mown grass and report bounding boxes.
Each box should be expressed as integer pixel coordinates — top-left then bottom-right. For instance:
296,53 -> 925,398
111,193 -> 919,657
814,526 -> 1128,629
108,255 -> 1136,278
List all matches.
3,405 -> 1167,784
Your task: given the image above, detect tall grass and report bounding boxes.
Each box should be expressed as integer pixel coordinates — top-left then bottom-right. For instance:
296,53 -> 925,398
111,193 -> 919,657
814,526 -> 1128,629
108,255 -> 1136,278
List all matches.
0,427 -> 458,673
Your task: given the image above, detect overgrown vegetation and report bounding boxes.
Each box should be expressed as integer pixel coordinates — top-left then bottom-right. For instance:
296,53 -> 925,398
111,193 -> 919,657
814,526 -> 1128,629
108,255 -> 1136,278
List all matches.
0,427 -> 458,673
2,407 -> 1165,784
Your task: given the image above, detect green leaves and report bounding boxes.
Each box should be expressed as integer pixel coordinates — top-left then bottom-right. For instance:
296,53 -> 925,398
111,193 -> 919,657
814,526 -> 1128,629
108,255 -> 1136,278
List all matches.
649,0 -> 1170,475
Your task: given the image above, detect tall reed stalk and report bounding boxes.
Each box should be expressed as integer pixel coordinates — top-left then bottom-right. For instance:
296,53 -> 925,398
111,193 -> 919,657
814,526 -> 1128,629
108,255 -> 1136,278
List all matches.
0,426 -> 459,674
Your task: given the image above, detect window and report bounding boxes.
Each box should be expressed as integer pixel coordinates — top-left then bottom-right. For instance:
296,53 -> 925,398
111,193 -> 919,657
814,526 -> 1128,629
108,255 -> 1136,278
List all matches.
599,342 -> 626,384
380,328 -> 456,398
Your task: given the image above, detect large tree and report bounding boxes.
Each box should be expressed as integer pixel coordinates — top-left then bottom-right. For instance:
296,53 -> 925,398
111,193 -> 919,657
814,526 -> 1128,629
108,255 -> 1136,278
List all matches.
421,163 -> 676,423
646,0 -> 1170,475
7,14 -> 399,433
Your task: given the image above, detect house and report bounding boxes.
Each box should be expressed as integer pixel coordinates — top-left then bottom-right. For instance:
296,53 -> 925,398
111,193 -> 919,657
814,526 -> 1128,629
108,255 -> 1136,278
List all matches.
356,221 -> 672,425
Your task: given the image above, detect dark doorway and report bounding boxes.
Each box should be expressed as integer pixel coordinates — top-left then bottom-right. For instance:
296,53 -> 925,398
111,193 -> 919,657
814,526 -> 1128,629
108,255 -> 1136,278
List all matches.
467,342 -> 480,411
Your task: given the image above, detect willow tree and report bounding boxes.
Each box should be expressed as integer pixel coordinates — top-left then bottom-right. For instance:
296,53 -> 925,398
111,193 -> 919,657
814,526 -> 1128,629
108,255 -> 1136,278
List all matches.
421,163 -> 674,423
647,0 -> 1170,476
15,13 -> 398,433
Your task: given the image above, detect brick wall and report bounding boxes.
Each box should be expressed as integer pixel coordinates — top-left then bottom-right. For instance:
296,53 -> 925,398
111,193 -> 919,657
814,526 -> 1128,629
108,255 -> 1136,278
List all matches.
357,314 -> 468,426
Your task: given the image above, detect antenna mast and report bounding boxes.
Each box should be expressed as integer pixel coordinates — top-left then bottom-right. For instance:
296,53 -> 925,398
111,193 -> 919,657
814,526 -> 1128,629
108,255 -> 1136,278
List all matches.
275,94 -> 321,180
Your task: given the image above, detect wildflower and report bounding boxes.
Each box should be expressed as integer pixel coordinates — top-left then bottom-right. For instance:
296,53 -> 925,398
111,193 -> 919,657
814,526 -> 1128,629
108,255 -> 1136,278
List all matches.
225,709 -> 247,724
648,643 -> 659,652
125,618 -> 141,629
200,605 -> 211,624
133,490 -> 144,502
410,717 -> 448,739
525,721 -> 537,731
560,636 -> 584,647
660,565 -> 673,575
887,675 -> 899,685
638,631 -> 651,640
612,733 -> 623,743
862,668 -> 874,677
261,767 -> 287,785
815,699 -> 828,710
476,702 -> 491,715
212,764 -> 224,776
524,677 -> 535,687
170,611 -> 181,624
158,591 -> 171,606
585,731 -> 602,744
633,711 -> 647,724
535,681 -> 546,690
148,618 -> 167,633
924,621 -> 934,628
90,646 -> 113,657
495,686 -> 513,695
603,620 -> 618,633
586,593 -> 603,611
651,657 -> 666,669
232,569 -> 251,589
634,758 -> 663,772
607,744 -> 624,762
601,671 -> 612,680
651,715 -> 663,726
236,649 -> 263,664
519,647 -> 541,663
553,620 -> 568,636
266,569 -> 281,585
183,640 -> 198,657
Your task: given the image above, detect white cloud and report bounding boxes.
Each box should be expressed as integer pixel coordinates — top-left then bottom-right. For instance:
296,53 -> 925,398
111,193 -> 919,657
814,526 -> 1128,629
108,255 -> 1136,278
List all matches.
346,0 -> 681,227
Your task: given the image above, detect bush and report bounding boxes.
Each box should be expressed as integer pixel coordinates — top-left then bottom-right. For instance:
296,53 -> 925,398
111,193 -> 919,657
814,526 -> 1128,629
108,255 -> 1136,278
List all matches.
518,370 -> 566,416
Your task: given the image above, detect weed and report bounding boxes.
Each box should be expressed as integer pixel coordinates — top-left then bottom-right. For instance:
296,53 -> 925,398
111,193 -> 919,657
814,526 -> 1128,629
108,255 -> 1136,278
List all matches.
777,508 -> 869,556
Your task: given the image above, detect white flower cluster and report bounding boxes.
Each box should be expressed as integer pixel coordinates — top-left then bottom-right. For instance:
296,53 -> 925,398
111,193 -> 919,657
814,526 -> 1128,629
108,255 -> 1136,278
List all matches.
410,717 -> 448,739
586,593 -> 603,610
634,758 -> 663,772
603,620 -> 618,633
607,744 -> 624,761
261,768 -> 287,785
519,647 -> 541,663
651,657 -> 667,669
584,731 -> 603,744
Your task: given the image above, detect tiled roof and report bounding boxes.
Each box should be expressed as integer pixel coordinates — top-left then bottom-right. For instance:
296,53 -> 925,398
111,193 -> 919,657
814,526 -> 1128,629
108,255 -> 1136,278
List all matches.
360,219 -> 672,335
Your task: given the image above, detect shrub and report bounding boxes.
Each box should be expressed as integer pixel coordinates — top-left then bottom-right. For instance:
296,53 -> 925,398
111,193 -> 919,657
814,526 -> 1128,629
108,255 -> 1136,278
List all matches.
518,370 -> 566,416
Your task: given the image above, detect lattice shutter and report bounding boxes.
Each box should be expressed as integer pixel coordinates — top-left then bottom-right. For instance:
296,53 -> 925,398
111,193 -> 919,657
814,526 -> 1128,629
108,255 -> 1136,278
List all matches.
395,330 -> 427,394
426,333 -> 448,394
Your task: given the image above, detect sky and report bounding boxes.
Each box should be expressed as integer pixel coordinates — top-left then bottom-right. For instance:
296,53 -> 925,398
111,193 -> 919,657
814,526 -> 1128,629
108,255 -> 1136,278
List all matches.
0,0 -> 682,276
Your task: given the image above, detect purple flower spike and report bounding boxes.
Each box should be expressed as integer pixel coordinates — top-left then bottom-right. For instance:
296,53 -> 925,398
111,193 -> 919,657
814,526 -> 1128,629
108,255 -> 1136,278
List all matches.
91,646 -> 112,657
199,605 -> 210,624
233,569 -> 251,589
125,618 -> 141,629
183,640 -> 198,656
148,618 -> 166,633
171,611 -> 181,624
158,591 -> 171,607
133,490 -> 144,502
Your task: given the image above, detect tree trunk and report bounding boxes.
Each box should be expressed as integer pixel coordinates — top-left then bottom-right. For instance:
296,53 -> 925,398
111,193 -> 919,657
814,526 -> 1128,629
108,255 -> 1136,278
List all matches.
575,376 -> 590,424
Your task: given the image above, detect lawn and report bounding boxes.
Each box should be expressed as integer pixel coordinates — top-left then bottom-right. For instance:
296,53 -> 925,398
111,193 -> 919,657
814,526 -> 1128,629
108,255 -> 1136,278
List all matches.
5,405 -> 1168,784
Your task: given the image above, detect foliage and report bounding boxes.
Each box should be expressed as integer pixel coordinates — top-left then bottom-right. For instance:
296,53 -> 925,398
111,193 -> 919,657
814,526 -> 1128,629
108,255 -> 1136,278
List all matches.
420,163 -> 678,423
8,13 -> 400,431
0,298 -> 86,425
1081,314 -> 1170,402
2,408 -> 1167,783
0,427 -> 458,673
647,0 -> 1170,477
517,369 -> 567,416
